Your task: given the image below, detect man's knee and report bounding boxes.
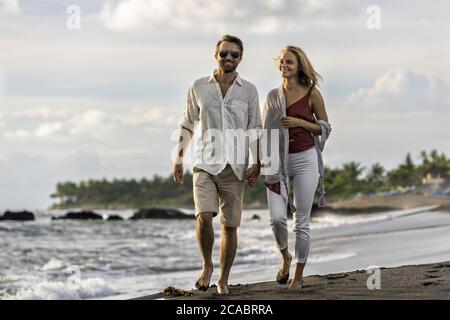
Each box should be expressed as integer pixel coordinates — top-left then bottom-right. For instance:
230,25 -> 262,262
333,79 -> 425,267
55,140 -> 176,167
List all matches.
197,212 -> 214,225
222,225 -> 237,235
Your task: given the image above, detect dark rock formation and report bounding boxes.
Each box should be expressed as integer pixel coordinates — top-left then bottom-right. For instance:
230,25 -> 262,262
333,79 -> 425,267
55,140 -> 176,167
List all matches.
52,210 -> 103,220
130,208 -> 193,220
251,214 -> 261,220
106,215 -> 124,221
1,210 -> 35,221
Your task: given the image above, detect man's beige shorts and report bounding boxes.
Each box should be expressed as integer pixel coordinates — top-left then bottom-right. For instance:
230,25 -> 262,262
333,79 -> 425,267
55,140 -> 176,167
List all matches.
193,164 -> 245,228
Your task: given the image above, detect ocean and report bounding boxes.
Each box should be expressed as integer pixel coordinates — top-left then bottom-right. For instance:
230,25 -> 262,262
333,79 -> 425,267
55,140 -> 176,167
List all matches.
1,206 -> 450,300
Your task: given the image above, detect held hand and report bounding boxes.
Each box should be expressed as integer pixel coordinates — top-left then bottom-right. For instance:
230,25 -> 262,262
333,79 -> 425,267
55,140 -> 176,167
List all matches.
281,116 -> 303,128
245,164 -> 260,188
173,163 -> 184,184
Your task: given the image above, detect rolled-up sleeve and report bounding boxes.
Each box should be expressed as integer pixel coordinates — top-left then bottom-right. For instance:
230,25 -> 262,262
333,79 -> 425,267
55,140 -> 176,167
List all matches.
246,86 -> 262,145
179,85 -> 200,133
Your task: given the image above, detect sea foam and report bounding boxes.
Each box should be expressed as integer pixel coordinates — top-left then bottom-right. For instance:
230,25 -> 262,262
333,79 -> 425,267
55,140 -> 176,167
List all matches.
4,277 -> 117,300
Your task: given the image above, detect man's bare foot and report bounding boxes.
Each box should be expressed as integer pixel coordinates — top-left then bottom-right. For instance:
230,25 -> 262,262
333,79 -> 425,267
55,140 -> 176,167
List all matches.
276,253 -> 292,284
195,267 -> 213,291
217,282 -> 229,294
288,279 -> 303,290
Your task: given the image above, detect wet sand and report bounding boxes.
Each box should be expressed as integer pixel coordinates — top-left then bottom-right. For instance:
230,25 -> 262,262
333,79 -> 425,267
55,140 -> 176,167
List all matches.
326,194 -> 450,213
132,260 -> 450,300
131,206 -> 450,300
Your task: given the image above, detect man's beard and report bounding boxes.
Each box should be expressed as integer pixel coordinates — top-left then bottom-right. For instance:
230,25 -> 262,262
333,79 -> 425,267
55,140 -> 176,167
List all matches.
220,60 -> 237,73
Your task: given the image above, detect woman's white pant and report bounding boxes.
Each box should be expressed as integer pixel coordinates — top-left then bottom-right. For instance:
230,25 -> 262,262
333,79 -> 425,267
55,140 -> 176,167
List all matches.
267,147 -> 319,264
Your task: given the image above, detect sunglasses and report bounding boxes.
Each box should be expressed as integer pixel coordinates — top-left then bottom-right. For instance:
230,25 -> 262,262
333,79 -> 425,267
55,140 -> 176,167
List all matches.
218,49 -> 240,59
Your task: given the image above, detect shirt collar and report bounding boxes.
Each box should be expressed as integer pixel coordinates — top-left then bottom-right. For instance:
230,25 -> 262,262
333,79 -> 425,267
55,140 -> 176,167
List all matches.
208,71 -> 243,86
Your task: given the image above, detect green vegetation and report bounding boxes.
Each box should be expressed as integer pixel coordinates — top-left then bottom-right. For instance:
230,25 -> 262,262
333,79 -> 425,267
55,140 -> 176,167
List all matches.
50,150 -> 450,209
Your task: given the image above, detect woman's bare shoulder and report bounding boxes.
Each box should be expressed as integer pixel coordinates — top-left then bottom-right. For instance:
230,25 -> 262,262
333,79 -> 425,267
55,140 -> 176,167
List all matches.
310,87 -> 323,100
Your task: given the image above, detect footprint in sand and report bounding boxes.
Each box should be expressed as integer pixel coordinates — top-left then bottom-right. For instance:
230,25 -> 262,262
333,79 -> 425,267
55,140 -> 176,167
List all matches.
421,281 -> 440,286
326,273 -> 349,280
432,264 -> 450,269
426,269 -> 440,273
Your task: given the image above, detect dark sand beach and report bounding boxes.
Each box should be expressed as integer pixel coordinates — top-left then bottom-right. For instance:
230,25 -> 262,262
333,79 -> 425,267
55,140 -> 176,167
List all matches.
131,201 -> 450,301
133,260 -> 450,300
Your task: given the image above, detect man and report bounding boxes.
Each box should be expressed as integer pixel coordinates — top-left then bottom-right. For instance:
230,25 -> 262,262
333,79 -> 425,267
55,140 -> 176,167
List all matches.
173,35 -> 262,294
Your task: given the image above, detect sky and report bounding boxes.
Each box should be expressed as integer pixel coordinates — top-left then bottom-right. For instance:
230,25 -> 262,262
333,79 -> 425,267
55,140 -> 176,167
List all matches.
0,0 -> 449,210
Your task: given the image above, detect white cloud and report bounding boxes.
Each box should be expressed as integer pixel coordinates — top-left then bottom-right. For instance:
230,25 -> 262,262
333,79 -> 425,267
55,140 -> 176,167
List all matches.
247,16 -> 281,35
99,0 -> 355,33
68,109 -> 111,136
325,68 -> 450,170
1,104 -> 180,145
3,123 -> 65,139
347,69 -> 450,113
35,122 -> 63,138
0,0 -> 20,14
3,129 -> 30,140
0,67 -> 5,97
77,109 -> 105,126
116,106 -> 178,127
8,106 -> 72,119
99,0 -> 171,30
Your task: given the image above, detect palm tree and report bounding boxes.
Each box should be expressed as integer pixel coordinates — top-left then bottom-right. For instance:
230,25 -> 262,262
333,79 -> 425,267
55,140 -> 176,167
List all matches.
341,161 -> 364,189
388,153 -> 418,187
419,150 -> 450,183
366,163 -> 386,187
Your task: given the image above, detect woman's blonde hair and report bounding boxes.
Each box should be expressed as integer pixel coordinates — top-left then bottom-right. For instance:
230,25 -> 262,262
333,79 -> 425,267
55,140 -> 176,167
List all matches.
279,46 -> 322,89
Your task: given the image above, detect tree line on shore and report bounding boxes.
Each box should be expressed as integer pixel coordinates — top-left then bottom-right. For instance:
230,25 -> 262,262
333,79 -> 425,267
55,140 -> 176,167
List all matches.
50,150 -> 450,209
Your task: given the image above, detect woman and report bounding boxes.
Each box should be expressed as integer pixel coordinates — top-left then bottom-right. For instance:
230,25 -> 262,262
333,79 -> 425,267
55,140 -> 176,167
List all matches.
261,46 -> 332,289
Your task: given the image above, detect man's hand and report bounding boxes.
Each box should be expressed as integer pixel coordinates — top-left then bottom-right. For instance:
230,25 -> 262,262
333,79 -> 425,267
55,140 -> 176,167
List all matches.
245,164 -> 260,188
173,163 -> 184,184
